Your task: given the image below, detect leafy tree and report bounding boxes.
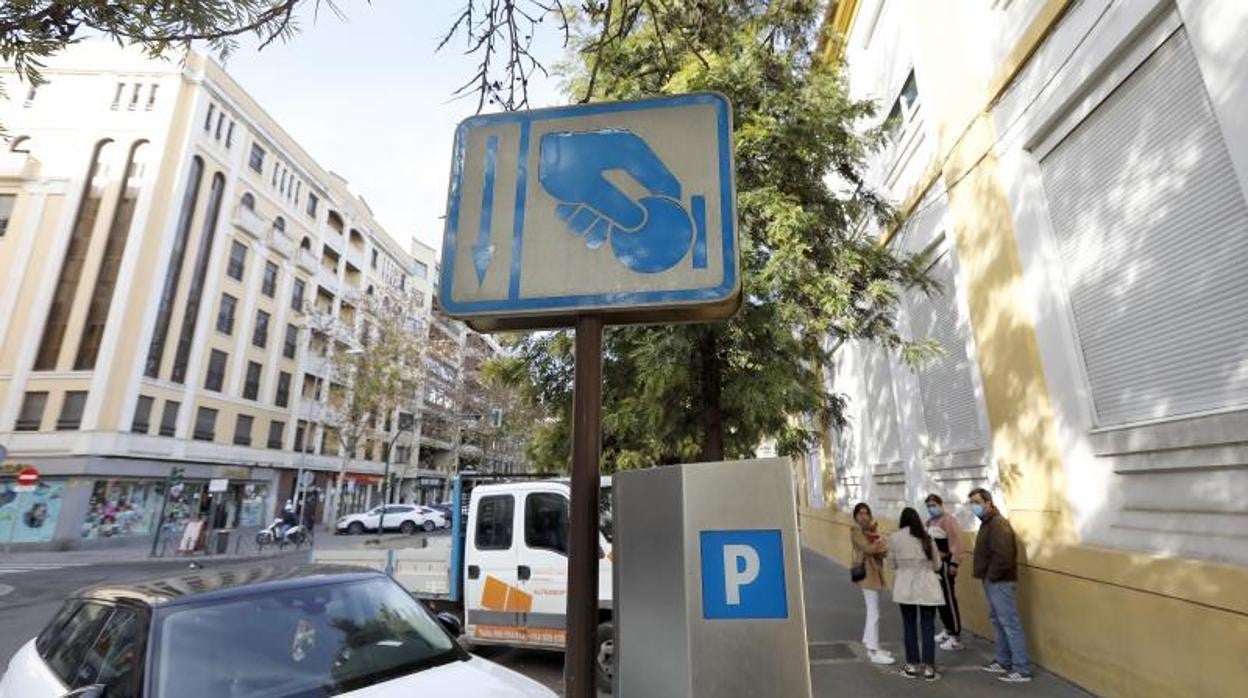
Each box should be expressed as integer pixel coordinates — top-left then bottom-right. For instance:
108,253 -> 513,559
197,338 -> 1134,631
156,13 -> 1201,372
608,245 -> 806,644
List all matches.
495,1 -> 937,472
308,289 -> 426,524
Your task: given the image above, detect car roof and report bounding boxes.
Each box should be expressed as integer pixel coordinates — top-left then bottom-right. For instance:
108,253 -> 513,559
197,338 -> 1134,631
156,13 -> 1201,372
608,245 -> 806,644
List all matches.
71,564 -> 387,609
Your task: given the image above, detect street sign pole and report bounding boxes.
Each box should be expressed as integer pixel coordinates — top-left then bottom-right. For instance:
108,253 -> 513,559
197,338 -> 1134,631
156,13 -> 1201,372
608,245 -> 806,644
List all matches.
565,314 -> 603,698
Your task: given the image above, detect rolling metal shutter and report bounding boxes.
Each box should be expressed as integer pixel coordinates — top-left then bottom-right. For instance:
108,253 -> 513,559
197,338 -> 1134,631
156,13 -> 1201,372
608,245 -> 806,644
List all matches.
906,250 -> 985,453
1039,28 -> 1248,426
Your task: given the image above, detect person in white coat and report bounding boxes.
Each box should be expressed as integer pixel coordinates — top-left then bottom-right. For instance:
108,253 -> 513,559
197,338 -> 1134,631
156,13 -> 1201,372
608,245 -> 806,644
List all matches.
889,506 -> 945,681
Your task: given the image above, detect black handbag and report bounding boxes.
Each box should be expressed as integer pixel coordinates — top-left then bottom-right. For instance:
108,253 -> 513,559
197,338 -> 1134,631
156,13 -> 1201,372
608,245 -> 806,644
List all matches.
850,563 -> 867,583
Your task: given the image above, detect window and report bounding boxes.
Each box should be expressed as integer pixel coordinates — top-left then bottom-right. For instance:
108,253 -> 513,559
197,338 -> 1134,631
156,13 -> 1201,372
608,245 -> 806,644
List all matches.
169,172 -> 226,384
132,395 -> 155,434
243,361 -> 262,400
145,157 -> 204,378
205,349 -> 228,392
194,407 -> 218,441
147,83 -> 159,110
474,495 -> 514,550
267,420 -> 285,449
306,192 -> 319,217
280,170 -> 288,194
525,492 -> 569,555
37,600 -> 82,656
57,391 -> 87,431
282,324 -> 299,360
274,216 -> 286,233
204,103 -> 215,132
15,391 -> 48,431
215,112 -> 224,140
1038,29 -> 1248,426
252,310 -> 270,349
0,193 -> 14,236
227,241 -> 247,281
291,279 -> 305,312
884,69 -> 920,143
233,414 -> 253,446
248,143 -> 265,173
82,607 -> 142,697
295,420 -> 308,451
216,293 -> 237,335
241,192 -> 255,211
370,249 -> 378,269
275,371 -> 291,407
159,400 -> 179,437
42,601 -> 112,685
225,121 -> 234,148
261,262 -> 278,298
112,82 -> 125,110
414,260 -> 428,279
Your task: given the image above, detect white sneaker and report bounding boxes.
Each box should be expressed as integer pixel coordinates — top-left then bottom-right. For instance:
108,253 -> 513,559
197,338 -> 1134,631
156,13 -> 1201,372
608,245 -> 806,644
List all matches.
940,637 -> 964,651
868,649 -> 896,665
934,631 -> 949,644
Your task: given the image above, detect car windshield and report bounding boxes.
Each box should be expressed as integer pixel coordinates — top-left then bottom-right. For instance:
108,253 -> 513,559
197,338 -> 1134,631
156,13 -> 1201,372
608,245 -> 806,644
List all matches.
152,577 -> 459,697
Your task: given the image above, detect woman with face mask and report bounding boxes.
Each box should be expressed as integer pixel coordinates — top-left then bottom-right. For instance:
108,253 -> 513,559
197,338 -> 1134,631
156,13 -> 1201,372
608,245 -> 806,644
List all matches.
924,494 -> 965,650
850,502 -> 895,665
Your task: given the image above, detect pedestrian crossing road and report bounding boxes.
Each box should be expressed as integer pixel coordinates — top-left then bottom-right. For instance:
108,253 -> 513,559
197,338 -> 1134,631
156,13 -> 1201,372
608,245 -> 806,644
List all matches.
0,562 -> 91,576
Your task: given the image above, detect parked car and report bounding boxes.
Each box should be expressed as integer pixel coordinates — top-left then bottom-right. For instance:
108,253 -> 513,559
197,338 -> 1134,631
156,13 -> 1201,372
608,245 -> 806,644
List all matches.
0,565 -> 554,697
415,505 -> 451,529
336,504 -> 445,535
428,502 -> 455,521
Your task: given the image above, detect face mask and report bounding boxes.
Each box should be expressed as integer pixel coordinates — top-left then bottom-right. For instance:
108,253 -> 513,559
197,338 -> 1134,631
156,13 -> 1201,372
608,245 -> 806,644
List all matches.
971,503 -> 986,520
927,505 -> 942,518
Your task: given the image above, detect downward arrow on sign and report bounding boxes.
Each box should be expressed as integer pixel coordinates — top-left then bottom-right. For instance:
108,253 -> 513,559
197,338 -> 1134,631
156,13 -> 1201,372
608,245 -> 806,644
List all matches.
472,135 -> 500,286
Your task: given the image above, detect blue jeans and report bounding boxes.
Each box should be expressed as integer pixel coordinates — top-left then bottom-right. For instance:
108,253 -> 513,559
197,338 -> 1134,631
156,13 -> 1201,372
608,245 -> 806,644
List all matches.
899,604 -> 936,666
984,580 -> 1031,675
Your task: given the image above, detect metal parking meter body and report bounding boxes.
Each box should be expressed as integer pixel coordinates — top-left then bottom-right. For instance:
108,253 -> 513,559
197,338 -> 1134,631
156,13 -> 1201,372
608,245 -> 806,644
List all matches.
612,458 -> 811,698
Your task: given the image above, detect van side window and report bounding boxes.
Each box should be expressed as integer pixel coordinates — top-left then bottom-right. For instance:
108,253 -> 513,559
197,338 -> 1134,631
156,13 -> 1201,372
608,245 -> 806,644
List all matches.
475,495 -> 514,550
525,492 -> 569,555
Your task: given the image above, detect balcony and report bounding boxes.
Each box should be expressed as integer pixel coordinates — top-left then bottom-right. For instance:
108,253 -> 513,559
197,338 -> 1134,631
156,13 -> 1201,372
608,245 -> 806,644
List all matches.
268,229 -> 295,259
232,205 -> 264,240
296,247 -> 318,274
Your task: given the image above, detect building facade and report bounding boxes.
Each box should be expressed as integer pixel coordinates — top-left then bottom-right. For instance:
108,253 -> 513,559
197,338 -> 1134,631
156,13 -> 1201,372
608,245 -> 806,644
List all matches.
0,44 -> 513,550
795,2 -> 1248,696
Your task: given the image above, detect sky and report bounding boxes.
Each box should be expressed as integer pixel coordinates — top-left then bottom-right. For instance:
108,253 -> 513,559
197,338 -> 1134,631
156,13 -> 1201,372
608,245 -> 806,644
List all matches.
223,0 -> 569,252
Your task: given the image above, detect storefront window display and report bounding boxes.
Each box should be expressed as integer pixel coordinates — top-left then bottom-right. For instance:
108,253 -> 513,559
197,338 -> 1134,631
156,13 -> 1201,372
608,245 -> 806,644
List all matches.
80,479 -> 164,539
0,479 -> 65,544
239,483 -> 270,527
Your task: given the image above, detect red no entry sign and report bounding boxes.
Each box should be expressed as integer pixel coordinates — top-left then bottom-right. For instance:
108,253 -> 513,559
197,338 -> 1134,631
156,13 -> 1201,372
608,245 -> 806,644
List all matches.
16,466 -> 38,488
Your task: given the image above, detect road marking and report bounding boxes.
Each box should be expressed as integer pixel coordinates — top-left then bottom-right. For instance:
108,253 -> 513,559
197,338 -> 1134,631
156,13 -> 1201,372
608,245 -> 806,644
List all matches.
0,562 -> 91,576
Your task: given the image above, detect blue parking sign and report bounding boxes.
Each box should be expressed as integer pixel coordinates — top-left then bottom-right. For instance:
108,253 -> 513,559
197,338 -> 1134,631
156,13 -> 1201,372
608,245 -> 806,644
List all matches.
439,93 -> 740,331
699,529 -> 788,620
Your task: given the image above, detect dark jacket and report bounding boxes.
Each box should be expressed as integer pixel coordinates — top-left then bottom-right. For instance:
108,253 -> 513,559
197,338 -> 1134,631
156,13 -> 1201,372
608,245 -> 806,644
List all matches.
972,509 -> 1018,582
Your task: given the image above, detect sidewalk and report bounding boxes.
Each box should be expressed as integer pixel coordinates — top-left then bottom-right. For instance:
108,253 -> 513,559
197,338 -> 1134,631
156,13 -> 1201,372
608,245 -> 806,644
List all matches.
802,548 -> 1093,697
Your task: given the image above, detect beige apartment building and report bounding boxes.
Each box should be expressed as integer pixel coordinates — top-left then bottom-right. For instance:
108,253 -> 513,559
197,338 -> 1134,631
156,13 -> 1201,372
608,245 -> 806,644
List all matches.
0,43 -> 506,550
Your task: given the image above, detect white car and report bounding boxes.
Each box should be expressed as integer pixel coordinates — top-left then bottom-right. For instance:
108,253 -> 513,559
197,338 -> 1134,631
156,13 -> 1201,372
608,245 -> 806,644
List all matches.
0,565 -> 554,697
336,504 -> 448,535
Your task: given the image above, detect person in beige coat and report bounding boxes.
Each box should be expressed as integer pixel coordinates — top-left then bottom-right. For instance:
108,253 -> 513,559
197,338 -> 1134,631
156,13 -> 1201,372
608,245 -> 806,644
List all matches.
888,507 -> 945,681
850,502 -> 894,665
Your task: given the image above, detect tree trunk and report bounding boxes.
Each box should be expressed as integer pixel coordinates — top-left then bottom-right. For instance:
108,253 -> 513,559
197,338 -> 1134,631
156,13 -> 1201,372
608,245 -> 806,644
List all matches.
699,329 -> 725,461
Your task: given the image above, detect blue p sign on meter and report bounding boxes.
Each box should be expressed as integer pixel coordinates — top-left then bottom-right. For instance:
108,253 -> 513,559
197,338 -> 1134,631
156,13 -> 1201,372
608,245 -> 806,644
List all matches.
700,529 -> 788,620
439,93 -> 739,331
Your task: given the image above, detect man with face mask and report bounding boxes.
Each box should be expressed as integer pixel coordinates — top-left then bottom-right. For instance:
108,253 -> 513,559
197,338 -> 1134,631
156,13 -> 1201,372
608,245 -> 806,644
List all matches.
924,494 -> 964,650
968,487 -> 1031,683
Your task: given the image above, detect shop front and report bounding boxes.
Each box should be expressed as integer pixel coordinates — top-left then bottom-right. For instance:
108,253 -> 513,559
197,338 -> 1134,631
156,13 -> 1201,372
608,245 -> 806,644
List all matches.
1,477 -> 66,545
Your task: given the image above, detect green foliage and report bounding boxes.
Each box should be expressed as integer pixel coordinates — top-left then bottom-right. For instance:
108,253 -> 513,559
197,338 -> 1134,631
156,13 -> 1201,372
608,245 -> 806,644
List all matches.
494,0 -> 937,473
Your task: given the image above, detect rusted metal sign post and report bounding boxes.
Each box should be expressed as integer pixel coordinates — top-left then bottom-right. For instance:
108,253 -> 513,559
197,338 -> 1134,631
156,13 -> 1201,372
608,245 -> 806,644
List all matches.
439,93 -> 738,697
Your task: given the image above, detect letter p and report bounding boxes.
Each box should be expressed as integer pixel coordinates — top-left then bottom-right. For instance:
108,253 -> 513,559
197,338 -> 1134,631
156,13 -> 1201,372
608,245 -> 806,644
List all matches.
722,544 -> 761,605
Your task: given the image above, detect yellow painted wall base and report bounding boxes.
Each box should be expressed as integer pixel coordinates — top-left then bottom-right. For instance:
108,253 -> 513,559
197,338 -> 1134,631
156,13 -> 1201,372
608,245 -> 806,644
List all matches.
798,508 -> 1248,698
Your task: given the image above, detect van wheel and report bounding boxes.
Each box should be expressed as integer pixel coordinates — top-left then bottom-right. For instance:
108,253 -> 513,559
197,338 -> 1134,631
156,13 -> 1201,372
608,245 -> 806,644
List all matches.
595,622 -> 614,694
400,520 -> 417,535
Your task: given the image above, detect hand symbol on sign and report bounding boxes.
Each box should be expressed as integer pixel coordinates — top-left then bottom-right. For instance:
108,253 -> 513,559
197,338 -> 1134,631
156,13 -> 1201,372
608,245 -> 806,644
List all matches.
538,130 -> 706,274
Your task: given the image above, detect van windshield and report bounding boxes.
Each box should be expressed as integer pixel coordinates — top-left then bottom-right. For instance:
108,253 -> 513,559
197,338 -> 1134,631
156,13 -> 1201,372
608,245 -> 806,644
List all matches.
153,577 -> 459,697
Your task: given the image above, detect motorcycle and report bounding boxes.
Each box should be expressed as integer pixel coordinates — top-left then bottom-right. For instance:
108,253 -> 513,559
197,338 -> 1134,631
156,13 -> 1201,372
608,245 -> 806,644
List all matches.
255,518 -> 308,548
